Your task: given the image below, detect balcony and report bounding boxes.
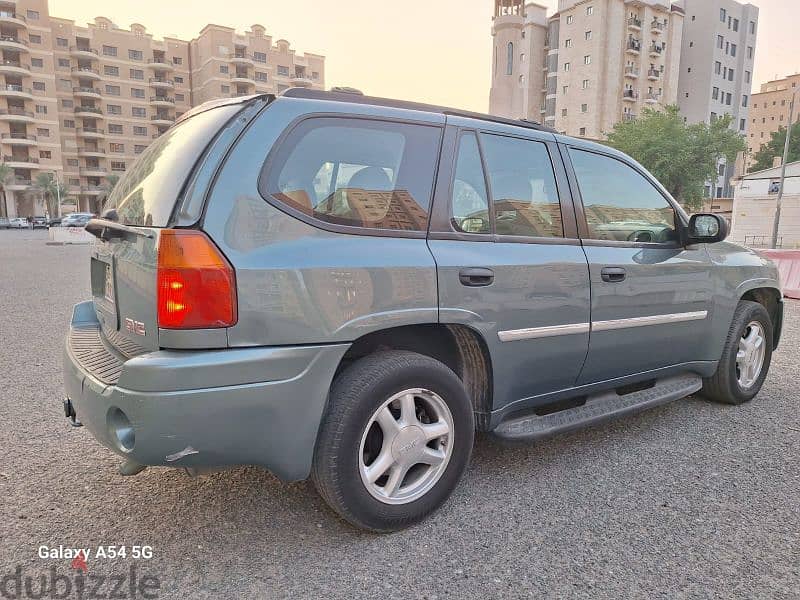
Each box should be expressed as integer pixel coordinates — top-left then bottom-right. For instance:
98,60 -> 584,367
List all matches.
649,45 -> 663,58
3,154 -> 39,168
624,66 -> 640,79
645,92 -> 661,104
230,72 -> 255,85
74,105 -> 103,117
0,59 -> 30,75
0,107 -> 34,122
627,16 -> 642,31
229,52 -> 254,66
626,40 -> 641,55
623,113 -> 637,122
73,86 -> 101,99
80,166 -> 108,177
77,147 -> 106,157
80,185 -> 105,195
622,89 -> 639,102
1,133 -> 36,145
647,69 -> 661,81
147,58 -> 174,71
149,77 -> 174,89
149,95 -> 174,106
6,176 -> 31,190
651,20 -> 665,34
150,114 -> 174,126
0,83 -> 31,99
0,11 -> 26,28
70,45 -> 98,60
76,127 -> 105,138
71,66 -> 101,80
290,74 -> 313,87
0,34 -> 28,52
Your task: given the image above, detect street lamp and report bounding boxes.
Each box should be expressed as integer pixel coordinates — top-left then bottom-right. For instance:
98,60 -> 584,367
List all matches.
770,88 -> 798,249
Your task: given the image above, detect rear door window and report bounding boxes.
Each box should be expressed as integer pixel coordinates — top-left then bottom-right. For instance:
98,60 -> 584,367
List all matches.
105,104 -> 243,227
263,117 -> 442,232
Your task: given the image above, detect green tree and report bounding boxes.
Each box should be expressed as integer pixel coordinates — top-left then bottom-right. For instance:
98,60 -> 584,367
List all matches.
33,172 -> 66,218
605,105 -> 746,211
751,121 -> 800,172
0,162 -> 10,218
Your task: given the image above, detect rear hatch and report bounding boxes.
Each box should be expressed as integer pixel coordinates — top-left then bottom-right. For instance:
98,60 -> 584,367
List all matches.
88,99 -> 262,355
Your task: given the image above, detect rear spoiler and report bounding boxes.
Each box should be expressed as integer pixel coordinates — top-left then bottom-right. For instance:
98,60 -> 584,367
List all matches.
174,93 -> 275,126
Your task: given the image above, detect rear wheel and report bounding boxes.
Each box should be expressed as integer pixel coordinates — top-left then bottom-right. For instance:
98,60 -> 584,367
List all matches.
702,300 -> 773,405
312,351 -> 474,532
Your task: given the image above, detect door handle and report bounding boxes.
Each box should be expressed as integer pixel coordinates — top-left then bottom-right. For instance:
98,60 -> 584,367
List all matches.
601,267 -> 626,283
459,267 -> 494,287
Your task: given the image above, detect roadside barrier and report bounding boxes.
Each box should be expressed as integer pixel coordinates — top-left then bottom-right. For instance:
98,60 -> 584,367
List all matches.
758,249 -> 800,299
47,226 -> 94,245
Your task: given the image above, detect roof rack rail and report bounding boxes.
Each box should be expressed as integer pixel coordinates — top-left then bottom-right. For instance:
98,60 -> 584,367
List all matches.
279,88 -> 556,133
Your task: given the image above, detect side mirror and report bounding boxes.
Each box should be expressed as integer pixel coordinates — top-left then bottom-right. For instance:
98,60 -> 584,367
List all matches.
687,213 -> 728,244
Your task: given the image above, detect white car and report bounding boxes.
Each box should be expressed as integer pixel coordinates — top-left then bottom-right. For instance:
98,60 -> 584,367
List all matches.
9,218 -> 28,229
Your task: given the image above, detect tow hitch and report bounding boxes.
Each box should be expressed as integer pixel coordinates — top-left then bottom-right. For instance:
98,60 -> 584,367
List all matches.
62,398 -> 82,427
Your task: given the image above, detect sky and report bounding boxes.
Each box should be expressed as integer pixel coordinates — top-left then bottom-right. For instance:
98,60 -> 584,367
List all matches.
50,0 -> 800,113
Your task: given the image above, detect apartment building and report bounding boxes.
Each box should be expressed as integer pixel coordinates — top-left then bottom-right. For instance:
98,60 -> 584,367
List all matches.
746,74 -> 800,170
677,0 -> 758,198
490,0 -> 684,139
0,0 -> 324,219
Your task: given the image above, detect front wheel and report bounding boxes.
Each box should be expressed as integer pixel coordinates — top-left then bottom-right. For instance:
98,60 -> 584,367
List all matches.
312,350 -> 474,532
701,300 -> 773,405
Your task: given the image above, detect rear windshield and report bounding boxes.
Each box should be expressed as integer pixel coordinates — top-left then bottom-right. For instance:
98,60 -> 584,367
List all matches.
105,104 -> 243,227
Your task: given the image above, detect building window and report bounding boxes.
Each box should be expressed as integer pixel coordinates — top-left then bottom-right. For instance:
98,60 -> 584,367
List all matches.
714,61 -> 721,75
134,145 -> 146,154
172,57 -> 182,65
109,143 -> 124,153
105,85 -> 120,96
130,69 -> 144,80
131,88 -> 144,98
564,62 -> 570,72
31,58 -> 43,68
710,112 -> 717,121
728,68 -> 734,81
103,45 -> 117,56
720,8 -> 726,22
725,93 -> 732,106
277,65 -> 289,76
562,108 -> 568,117
132,107 -> 146,117
255,72 -> 267,82
506,42 -> 513,75
563,85 -> 569,94
26,9 -> 39,19
63,119 -> 74,128
111,161 -> 126,172
739,119 -> 746,131
742,95 -> 748,107
747,46 -> 753,59
133,126 -> 147,136
56,37 -> 68,48
750,21 -> 756,34
585,30 -> 592,40
586,6 -> 593,15
57,58 -> 70,68
712,87 -> 719,100
107,104 -> 121,114
566,15 -> 573,24
581,104 -> 588,113
33,81 -> 45,92
219,64 -> 229,74
584,55 -> 591,65
254,51 -> 267,63
582,79 -> 589,89
35,105 -> 47,114
732,18 -> 739,32
579,127 -> 587,136
108,124 -> 123,134
312,71 -> 320,80
175,93 -> 184,101
745,70 -> 751,84
61,99 -> 73,108
128,49 -> 143,61
29,34 -> 41,44
221,84 -> 230,93
717,35 -> 724,49
37,128 -> 49,137
730,43 -> 737,57
174,76 -> 183,84
104,65 -> 119,76
38,150 -> 51,161
565,39 -> 572,48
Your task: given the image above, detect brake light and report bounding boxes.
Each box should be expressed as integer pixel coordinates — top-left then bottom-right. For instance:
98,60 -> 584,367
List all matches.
157,229 -> 237,329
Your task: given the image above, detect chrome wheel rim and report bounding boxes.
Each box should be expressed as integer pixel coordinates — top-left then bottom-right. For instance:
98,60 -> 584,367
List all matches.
358,388 -> 454,505
736,321 -> 766,389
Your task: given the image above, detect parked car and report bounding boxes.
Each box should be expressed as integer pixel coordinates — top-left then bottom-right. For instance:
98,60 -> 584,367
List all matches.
63,90 -> 783,532
32,216 -> 48,229
9,217 -> 27,229
61,213 -> 93,228
48,217 -> 62,228
0,217 -> 9,229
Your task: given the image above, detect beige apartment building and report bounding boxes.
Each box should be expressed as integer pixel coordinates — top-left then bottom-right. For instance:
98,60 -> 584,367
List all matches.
0,0 -> 324,218
746,73 -> 800,171
490,0 -> 684,139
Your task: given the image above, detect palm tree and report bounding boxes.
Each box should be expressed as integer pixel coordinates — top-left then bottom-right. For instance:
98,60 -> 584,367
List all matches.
33,172 -> 65,218
97,174 -> 120,212
0,162 -> 10,218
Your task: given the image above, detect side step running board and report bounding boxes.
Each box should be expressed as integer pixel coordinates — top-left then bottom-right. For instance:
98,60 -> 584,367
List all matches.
491,374 -> 702,443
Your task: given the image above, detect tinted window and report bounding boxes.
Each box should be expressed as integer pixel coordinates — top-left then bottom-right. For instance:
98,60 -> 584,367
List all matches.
107,104 -> 242,226
570,149 -> 676,243
267,118 -> 441,232
480,134 -> 563,238
451,133 -> 489,234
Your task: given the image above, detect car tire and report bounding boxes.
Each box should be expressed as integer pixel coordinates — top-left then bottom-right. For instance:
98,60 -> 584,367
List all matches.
701,300 -> 773,405
312,350 -> 474,532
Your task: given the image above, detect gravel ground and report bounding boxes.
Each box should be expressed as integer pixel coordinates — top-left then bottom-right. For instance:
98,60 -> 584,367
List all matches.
0,229 -> 798,599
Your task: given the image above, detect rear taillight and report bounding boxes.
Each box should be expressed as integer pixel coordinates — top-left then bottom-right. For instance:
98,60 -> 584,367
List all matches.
157,229 -> 237,329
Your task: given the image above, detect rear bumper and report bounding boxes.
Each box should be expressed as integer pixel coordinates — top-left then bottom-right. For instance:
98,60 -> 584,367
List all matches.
63,301 -> 349,481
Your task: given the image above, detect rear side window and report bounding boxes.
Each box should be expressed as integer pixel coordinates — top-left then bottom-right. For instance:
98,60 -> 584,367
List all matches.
106,104 -> 242,227
264,117 -> 442,232
480,134 -> 564,238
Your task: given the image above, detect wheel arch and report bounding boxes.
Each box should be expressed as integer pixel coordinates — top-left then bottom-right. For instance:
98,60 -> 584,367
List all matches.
739,285 -> 783,349
334,324 -> 494,430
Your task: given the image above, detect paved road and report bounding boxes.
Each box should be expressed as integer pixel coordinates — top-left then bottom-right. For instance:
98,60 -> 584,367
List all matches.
0,230 -> 798,599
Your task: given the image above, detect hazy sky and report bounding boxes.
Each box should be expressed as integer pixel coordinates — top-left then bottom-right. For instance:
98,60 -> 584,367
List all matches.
51,0 -> 799,113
